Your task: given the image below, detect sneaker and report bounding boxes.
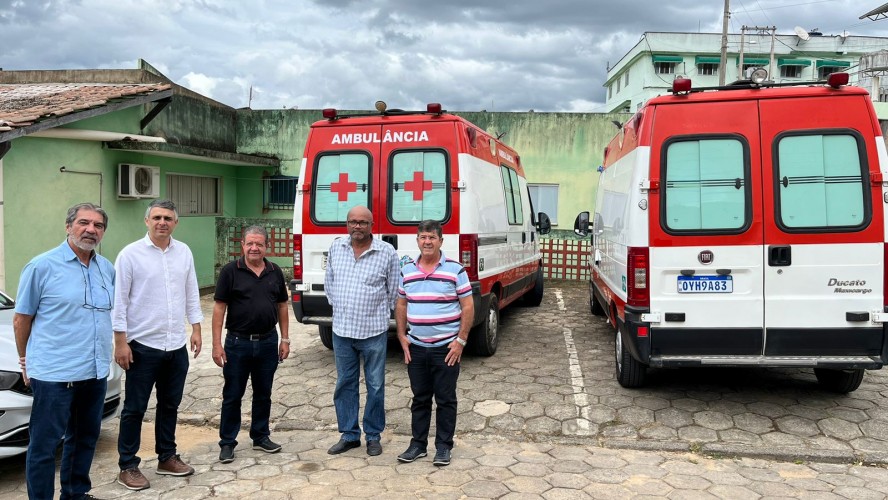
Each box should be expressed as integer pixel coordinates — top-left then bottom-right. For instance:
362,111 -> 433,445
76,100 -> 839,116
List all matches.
433,448 -> 451,466
397,445 -> 428,463
252,437 -> 282,454
156,454 -> 195,476
219,444 -> 235,463
117,467 -> 150,491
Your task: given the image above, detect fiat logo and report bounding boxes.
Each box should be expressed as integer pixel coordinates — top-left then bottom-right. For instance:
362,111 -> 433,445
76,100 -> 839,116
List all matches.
698,250 -> 714,265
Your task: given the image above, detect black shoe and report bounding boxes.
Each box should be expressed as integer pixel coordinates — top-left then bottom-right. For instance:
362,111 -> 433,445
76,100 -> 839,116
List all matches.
433,448 -> 451,466
252,437 -> 282,453
219,444 -> 235,463
397,445 -> 428,463
366,440 -> 382,456
327,438 -> 361,455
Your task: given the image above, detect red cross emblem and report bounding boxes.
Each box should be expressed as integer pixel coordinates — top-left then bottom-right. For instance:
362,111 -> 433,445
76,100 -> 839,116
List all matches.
403,171 -> 432,201
329,173 -> 357,202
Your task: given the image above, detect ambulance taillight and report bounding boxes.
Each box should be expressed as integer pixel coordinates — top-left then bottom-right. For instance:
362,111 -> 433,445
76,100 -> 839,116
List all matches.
459,234 -> 479,281
627,247 -> 650,307
293,234 -> 303,280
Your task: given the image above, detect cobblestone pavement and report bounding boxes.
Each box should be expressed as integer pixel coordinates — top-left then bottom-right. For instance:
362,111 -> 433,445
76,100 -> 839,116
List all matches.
2,280 -> 887,498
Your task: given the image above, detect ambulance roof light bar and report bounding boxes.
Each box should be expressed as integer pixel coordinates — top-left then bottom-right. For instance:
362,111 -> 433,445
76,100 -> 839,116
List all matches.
827,72 -> 850,88
321,102 -> 447,121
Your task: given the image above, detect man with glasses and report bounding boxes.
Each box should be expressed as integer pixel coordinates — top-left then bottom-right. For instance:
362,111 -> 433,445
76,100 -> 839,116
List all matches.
113,199 -> 203,491
14,202 -> 115,500
324,205 -> 400,457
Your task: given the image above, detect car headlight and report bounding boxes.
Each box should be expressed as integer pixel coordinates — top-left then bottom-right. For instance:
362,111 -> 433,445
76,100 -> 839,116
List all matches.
0,370 -> 31,395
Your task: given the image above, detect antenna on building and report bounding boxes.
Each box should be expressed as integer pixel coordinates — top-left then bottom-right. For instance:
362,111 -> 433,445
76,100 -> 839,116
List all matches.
248,86 -> 254,108
794,26 -> 810,45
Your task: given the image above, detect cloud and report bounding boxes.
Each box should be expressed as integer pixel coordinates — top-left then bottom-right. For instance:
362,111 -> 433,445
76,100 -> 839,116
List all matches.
2,0 -> 887,112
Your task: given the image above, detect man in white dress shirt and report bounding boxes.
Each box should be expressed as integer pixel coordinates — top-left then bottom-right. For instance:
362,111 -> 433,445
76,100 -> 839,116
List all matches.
112,199 -> 204,491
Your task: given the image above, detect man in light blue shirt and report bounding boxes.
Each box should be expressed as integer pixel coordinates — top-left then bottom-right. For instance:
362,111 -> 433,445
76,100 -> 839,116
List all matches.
14,202 -> 115,500
324,205 -> 400,457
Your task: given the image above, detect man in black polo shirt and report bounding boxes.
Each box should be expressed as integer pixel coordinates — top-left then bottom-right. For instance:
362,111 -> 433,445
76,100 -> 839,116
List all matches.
212,225 -> 290,463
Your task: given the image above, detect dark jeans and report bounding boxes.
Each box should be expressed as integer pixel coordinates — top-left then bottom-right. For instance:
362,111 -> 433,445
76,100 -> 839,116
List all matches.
117,341 -> 188,471
407,343 -> 460,451
27,377 -> 106,500
219,333 -> 279,447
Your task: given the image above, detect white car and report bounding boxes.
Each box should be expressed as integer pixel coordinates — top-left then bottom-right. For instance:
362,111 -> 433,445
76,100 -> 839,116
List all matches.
0,290 -> 123,458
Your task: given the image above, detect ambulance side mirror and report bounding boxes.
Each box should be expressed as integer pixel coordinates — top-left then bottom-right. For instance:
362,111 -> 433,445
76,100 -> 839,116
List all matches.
537,212 -> 551,235
574,211 -> 590,237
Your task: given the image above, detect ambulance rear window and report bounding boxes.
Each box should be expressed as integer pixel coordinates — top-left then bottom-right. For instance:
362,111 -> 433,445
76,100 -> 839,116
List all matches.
312,153 -> 370,224
389,150 -> 449,223
663,137 -> 748,232
775,132 -> 868,230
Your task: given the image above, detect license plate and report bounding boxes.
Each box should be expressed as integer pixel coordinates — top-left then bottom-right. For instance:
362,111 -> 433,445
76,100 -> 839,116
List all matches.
677,275 -> 733,293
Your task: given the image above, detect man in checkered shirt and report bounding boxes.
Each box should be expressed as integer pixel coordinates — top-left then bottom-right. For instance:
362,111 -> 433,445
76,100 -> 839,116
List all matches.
324,205 -> 400,457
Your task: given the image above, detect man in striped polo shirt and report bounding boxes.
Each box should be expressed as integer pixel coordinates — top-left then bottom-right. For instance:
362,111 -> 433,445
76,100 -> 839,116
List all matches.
395,219 -> 474,466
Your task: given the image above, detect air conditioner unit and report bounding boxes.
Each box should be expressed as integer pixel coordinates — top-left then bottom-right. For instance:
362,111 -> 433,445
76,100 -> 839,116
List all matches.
118,164 -> 160,199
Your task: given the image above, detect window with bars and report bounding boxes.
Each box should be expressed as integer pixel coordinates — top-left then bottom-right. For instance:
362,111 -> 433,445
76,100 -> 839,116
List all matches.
167,174 -> 220,216
263,175 -> 298,210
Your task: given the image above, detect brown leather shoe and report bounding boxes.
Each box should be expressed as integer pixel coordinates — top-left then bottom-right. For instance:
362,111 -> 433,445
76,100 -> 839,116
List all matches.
117,467 -> 150,491
156,455 -> 195,476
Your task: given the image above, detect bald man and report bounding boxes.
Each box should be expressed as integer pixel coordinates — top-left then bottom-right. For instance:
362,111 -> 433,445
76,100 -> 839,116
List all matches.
323,205 -> 400,456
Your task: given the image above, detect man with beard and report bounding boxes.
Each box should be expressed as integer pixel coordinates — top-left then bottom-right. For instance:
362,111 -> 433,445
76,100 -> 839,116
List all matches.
14,202 -> 115,500
113,199 -> 203,491
324,205 -> 400,457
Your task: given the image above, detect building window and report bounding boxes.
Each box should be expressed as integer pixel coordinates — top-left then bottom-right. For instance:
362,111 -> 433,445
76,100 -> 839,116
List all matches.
818,66 -> 844,79
780,65 -> 802,78
263,175 -> 298,210
528,184 -> 559,224
616,78 -> 621,93
624,72 -> 629,86
167,174 -> 221,216
697,63 -> 718,76
654,62 -> 676,74
608,85 -> 612,99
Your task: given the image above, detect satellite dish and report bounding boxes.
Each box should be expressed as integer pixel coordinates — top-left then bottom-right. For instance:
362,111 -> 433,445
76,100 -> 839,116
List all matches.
794,26 -> 810,41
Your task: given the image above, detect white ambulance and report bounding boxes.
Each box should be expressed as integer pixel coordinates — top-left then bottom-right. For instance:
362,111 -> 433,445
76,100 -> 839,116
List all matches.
291,102 -> 551,356
575,71 -> 888,392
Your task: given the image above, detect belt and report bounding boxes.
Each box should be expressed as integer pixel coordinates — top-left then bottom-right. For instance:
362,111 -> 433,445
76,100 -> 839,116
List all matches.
227,329 -> 275,341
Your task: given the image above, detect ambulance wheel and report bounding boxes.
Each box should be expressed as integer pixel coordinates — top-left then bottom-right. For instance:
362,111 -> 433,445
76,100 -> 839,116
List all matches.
522,268 -> 544,307
814,368 -> 864,393
615,326 -> 646,388
590,291 -> 605,316
318,326 -> 334,350
469,295 -> 499,356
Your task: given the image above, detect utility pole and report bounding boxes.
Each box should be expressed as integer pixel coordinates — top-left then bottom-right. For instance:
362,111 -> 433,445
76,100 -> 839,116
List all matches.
719,0 -> 730,85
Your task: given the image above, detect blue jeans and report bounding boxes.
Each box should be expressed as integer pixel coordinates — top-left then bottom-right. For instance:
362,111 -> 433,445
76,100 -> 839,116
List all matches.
219,333 -> 279,447
332,332 -> 387,441
27,377 -> 107,500
118,342 -> 188,470
407,343 -> 460,451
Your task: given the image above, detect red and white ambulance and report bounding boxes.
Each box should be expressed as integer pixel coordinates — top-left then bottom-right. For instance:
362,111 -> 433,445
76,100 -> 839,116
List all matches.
291,102 -> 551,355
575,71 -> 888,392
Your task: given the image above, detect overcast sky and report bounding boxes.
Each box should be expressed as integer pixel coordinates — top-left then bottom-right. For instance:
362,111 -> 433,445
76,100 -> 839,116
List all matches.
2,0 -> 887,112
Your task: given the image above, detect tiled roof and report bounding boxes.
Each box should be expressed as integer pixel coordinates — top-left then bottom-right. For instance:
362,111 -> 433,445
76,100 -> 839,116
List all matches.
0,83 -> 172,131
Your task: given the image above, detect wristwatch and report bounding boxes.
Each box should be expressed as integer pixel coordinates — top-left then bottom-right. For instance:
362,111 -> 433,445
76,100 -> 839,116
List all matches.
280,338 -> 291,344
455,337 -> 467,347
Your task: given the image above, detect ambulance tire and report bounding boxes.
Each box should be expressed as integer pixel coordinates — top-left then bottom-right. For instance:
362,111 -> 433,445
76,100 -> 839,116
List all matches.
814,368 -> 864,393
318,325 -> 334,350
521,267 -> 545,307
590,291 -> 605,316
469,295 -> 499,357
615,326 -> 647,388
